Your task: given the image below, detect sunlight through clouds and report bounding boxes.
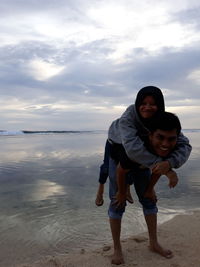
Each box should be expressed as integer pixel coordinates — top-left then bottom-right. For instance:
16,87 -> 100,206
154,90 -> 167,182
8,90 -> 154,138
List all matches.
187,69 -> 200,85
27,58 -> 65,81
87,1 -> 199,61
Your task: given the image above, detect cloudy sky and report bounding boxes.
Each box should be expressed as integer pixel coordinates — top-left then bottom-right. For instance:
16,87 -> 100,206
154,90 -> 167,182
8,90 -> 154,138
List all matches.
0,0 -> 200,130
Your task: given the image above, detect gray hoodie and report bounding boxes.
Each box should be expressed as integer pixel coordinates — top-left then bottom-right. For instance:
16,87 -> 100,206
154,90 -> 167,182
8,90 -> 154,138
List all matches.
108,104 -> 192,169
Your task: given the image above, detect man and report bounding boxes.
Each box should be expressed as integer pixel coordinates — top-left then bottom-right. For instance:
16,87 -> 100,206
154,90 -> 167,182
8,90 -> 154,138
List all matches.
108,112 -> 190,265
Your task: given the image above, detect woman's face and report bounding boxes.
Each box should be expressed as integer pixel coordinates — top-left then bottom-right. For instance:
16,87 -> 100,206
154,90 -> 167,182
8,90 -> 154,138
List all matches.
139,95 -> 158,119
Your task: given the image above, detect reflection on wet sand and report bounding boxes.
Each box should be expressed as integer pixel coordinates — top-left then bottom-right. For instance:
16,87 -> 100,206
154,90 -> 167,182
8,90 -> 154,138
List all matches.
0,131 -> 199,266
29,179 -> 65,201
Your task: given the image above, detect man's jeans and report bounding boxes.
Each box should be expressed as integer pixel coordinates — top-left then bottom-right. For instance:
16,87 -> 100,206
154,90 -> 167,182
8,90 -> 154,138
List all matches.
108,157 -> 158,219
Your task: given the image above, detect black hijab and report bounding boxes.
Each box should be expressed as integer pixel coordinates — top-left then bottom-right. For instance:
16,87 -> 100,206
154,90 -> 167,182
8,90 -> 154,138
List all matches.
135,86 -> 165,128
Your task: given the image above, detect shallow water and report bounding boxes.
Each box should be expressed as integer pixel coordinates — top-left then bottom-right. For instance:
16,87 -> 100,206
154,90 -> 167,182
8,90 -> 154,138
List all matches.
0,131 -> 199,265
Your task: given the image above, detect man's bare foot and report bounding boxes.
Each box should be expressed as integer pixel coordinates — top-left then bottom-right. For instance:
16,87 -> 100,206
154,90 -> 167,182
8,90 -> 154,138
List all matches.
149,243 -> 173,259
111,249 -> 124,265
95,194 -> 104,206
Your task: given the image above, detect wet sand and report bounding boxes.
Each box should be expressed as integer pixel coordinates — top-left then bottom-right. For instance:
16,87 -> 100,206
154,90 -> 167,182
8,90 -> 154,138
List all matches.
17,210 -> 200,267
1,131 -> 199,266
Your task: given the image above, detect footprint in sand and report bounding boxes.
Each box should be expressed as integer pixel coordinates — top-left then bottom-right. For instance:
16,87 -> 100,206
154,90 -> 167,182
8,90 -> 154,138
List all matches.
103,245 -> 111,251
132,236 -> 148,243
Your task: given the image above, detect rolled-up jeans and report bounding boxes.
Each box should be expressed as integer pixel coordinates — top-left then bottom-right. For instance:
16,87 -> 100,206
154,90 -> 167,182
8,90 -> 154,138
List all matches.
108,157 -> 158,219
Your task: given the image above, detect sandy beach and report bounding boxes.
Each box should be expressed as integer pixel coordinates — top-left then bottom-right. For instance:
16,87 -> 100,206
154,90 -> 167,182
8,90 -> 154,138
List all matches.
17,210 -> 200,267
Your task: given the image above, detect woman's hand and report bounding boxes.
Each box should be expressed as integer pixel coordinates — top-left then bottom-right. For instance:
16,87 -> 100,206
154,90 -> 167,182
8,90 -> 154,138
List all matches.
152,161 -> 170,175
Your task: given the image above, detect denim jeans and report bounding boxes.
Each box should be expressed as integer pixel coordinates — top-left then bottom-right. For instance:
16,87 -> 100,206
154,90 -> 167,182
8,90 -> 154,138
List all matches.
98,140 -> 133,185
108,157 -> 158,219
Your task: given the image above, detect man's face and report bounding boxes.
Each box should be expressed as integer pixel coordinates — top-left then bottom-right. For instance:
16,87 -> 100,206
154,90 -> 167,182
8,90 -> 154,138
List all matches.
149,129 -> 178,157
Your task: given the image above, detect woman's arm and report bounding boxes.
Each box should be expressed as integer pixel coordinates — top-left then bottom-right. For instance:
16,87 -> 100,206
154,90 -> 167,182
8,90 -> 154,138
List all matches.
166,132 -> 192,168
118,105 -> 162,168
119,105 -> 192,171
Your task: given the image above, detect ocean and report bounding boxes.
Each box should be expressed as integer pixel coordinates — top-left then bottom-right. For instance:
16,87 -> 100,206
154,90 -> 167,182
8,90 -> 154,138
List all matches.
0,130 -> 199,265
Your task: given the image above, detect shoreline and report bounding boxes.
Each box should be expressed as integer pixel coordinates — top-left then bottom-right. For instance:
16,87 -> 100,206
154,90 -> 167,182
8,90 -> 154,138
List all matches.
17,210 -> 200,267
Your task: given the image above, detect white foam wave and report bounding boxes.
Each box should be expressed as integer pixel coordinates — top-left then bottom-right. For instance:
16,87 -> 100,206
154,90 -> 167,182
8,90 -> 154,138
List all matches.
0,131 -> 24,136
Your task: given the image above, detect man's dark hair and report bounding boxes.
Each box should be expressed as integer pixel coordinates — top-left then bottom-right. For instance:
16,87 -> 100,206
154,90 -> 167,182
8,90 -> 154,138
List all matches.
149,112 -> 181,135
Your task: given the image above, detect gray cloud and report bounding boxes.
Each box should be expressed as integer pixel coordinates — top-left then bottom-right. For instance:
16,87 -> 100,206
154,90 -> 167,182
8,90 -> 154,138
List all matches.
0,0 -> 200,130
1,40 -> 200,107
174,7 -> 200,28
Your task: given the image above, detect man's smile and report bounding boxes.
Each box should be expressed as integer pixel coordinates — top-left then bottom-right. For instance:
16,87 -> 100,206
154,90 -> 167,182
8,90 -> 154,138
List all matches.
160,147 -> 169,151
149,129 -> 178,157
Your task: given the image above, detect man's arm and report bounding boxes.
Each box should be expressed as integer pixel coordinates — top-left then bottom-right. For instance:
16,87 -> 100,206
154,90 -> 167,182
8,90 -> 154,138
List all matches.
144,169 -> 178,201
114,164 -> 129,208
144,173 -> 160,201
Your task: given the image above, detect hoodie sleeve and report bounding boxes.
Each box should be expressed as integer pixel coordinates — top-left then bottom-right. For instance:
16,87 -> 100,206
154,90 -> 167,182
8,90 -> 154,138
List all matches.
118,105 -> 192,169
118,105 -> 162,168
166,132 -> 192,168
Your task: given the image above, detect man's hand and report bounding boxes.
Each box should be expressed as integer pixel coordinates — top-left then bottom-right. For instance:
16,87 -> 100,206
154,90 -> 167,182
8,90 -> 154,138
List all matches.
152,161 -> 170,175
113,191 -> 126,208
166,170 -> 179,188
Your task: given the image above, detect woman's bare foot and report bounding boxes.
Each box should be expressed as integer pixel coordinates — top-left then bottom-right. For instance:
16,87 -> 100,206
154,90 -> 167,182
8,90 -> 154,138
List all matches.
149,243 -> 173,259
95,194 -> 104,206
126,193 -> 134,204
126,185 -> 134,204
111,249 -> 124,265
95,184 -> 104,206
